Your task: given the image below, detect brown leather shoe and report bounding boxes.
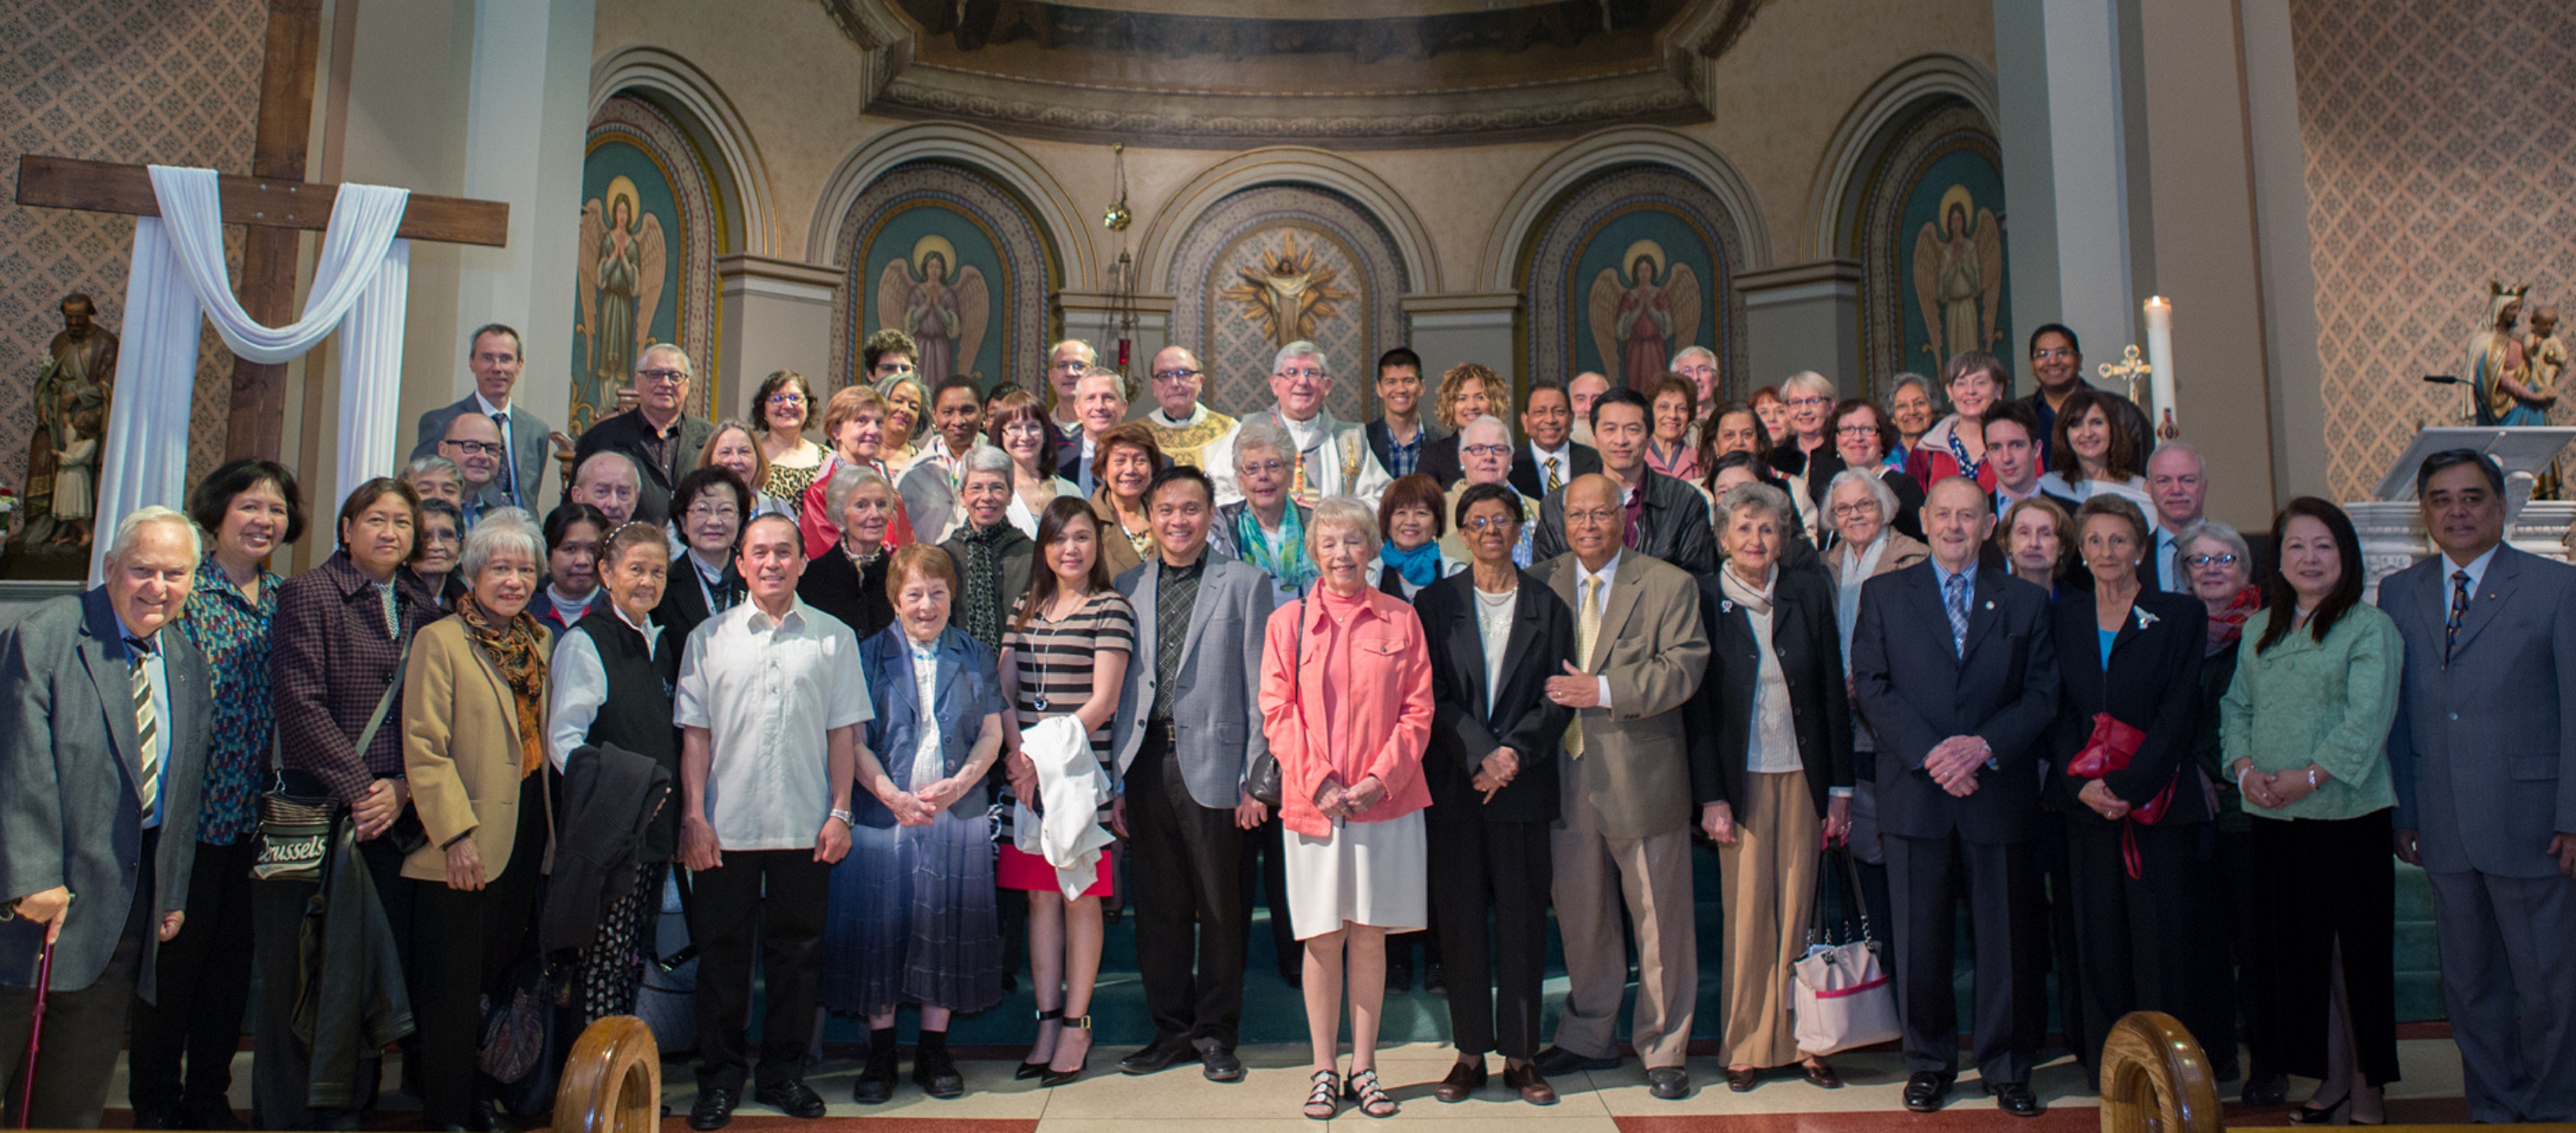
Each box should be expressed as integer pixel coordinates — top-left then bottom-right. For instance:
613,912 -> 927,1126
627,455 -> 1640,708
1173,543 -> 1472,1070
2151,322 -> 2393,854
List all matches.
1801,1059 -> 1842,1089
1725,1066 -> 1763,1093
1433,1061 -> 1487,1103
1502,1063 -> 1558,1105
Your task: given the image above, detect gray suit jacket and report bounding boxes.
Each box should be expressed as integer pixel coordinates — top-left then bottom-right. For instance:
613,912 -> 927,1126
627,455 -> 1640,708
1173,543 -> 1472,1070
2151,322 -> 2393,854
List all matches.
2383,543 -> 2576,877
1110,555 -> 1277,811
410,395 -> 554,513
1537,550 -> 1709,840
0,588 -> 213,999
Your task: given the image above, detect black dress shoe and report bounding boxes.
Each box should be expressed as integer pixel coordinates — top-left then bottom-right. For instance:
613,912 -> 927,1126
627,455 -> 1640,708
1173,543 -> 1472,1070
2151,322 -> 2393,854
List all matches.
1195,1039 -> 1246,1082
913,1046 -> 965,1099
1386,959 -> 1414,993
1433,1061 -> 1487,1102
130,1105 -> 185,1130
1646,1066 -> 1691,1099
852,1048 -> 899,1105
1502,1064 -> 1557,1105
1279,964 -> 1303,990
1119,1034 -> 1192,1075
1534,1045 -> 1621,1076
2242,1070 -> 2289,1108
754,1080 -> 827,1118
687,1088 -> 736,1130
1987,1080 -> 2042,1118
180,1098 -> 248,1132
1903,1071 -> 1954,1112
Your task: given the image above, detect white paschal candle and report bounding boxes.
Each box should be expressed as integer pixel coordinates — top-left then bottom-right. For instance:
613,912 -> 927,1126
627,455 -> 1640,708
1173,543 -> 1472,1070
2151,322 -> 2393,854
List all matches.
2143,296 -> 2177,436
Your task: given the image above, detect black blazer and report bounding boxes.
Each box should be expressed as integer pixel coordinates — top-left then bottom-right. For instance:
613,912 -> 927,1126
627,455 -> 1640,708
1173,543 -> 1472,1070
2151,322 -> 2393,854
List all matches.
1508,442 -> 1600,501
2046,588 -> 2209,824
1688,567 -> 1853,824
1532,469 -> 1719,577
571,409 -> 717,525
654,554 -> 743,645
1367,419 -> 1463,488
1849,561 -> 2061,844
1414,570 -> 1576,824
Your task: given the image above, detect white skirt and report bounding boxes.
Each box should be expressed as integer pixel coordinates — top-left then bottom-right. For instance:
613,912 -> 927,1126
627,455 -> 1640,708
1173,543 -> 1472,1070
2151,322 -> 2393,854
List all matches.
1282,810 -> 1428,939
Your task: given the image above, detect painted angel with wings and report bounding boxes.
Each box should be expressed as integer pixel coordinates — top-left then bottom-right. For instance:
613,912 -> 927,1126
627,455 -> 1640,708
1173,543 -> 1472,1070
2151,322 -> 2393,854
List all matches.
1912,184 -> 2004,366
876,234 -> 990,383
578,176 -> 667,399
1587,240 -> 1701,389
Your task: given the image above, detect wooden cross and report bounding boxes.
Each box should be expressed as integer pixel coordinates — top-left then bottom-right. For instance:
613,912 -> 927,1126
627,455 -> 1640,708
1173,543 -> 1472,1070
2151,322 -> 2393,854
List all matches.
9,0 -> 510,462
2096,344 -> 2153,408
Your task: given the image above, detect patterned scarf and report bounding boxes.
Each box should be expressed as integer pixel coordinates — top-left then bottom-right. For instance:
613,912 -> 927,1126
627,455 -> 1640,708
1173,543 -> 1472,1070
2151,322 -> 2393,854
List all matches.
457,591 -> 549,775
956,521 -> 1008,651
1943,418 -> 1984,479
2204,584 -> 2262,657
1236,503 -> 1316,593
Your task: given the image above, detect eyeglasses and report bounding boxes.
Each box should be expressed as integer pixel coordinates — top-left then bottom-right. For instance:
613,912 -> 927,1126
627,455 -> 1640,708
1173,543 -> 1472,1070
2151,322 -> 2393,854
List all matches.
1000,419 -> 1046,437
1239,459 -> 1288,478
1276,367 -> 1325,382
1835,424 -> 1880,436
685,502 -> 741,521
767,393 -> 807,406
1564,507 -> 1621,526
2185,553 -> 2240,568
1151,368 -> 1202,383
1461,444 -> 1511,458
1461,515 -> 1520,532
1830,502 -> 1881,518
444,440 -> 502,456
636,367 -> 687,387
2032,347 -> 2077,361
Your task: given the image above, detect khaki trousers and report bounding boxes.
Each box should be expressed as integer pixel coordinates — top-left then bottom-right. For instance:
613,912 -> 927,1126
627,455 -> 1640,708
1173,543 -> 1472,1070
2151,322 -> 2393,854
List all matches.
1549,793 -> 1698,1068
1716,770 -> 1821,1069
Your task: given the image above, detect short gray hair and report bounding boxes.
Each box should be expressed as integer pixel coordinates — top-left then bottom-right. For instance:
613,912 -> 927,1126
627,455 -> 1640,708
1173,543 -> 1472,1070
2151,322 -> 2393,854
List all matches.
1272,340 -> 1328,376
1782,370 -> 1836,401
638,342 -> 693,377
1460,415 -> 1511,446
1716,481 -> 1797,532
874,372 -> 928,411
1824,468 -> 1898,520
108,505 -> 204,563
403,454 -> 460,482
962,443 -> 1012,483
2147,440 -> 2206,477
823,462 -> 890,526
1672,345 -> 1719,371
459,507 -> 542,577
1305,496 -> 1380,560
574,450 -> 641,490
1888,372 -> 1933,405
1234,416 -> 1292,470
2172,519 -> 2251,582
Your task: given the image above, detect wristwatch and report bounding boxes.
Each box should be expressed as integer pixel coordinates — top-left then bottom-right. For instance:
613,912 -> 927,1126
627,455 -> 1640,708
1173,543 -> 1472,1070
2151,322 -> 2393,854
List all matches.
829,807 -> 854,825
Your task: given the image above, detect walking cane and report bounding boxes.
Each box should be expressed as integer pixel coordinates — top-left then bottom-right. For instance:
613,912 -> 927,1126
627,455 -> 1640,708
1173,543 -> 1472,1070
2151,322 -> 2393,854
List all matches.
16,938 -> 53,1130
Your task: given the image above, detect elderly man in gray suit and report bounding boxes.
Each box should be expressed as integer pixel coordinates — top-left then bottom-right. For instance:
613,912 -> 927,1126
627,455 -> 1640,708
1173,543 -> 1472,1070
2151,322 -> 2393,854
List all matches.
1108,464 -> 1277,1084
0,507 -> 214,1128
410,324 -> 553,513
2384,449 -> 2576,1123
1532,474 -> 1711,1100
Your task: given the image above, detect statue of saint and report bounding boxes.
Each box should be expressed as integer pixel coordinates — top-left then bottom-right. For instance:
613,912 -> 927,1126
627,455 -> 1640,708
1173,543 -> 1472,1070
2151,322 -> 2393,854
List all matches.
2526,304 -> 2566,405
2469,282 -> 2549,426
20,293 -> 117,546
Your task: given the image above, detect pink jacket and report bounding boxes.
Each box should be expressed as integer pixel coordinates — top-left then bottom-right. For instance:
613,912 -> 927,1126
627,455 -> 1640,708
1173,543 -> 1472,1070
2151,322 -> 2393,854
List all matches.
1258,585 -> 1435,839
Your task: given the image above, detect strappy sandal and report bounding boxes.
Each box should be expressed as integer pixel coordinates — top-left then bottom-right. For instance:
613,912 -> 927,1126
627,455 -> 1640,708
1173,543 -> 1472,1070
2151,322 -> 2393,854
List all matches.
1302,1069 -> 1341,1120
1017,1008 -> 1062,1080
1345,1066 -> 1397,1118
1041,1014 -> 1094,1087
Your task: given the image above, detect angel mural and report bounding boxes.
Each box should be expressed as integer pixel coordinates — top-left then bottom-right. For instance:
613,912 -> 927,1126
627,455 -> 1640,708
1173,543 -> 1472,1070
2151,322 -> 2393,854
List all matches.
1221,230 -> 1353,348
876,234 -> 991,383
578,175 -> 667,404
1911,184 -> 2003,366
1587,240 -> 1702,389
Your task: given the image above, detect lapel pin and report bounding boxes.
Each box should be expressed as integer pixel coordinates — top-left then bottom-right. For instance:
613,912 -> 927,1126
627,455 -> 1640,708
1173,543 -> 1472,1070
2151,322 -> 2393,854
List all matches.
1720,599 -> 1734,614
1984,600 -> 1994,610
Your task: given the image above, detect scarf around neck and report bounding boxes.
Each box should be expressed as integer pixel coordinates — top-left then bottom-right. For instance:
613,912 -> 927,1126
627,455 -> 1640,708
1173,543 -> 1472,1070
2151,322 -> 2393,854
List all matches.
1237,503 -> 1316,592
1381,540 -> 1444,586
457,591 -> 548,775
957,521 -> 1008,650
2205,584 -> 2262,656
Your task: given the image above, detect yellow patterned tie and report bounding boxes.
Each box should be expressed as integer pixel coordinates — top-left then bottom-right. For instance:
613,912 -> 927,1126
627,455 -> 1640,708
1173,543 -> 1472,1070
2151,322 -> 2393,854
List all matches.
1565,576 -> 1600,758
1547,457 -> 1563,493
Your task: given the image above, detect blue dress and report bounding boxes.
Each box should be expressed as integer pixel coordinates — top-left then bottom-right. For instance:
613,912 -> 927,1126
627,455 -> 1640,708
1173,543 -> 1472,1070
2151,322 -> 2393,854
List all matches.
820,625 -> 1006,1015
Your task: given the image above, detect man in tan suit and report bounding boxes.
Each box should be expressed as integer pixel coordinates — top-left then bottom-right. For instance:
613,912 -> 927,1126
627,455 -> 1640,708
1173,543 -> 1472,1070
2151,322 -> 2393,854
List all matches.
1533,474 -> 1713,1099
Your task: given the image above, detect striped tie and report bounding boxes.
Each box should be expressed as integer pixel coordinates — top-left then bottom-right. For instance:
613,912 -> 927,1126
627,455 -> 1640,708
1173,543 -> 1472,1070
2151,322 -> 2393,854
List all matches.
126,637 -> 160,817
2445,569 -> 2471,663
1546,457 -> 1564,493
1565,577 -> 1601,758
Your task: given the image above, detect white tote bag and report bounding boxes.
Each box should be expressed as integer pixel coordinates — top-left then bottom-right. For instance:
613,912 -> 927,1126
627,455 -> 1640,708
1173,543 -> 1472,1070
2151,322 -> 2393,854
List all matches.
1791,849 -> 1901,1054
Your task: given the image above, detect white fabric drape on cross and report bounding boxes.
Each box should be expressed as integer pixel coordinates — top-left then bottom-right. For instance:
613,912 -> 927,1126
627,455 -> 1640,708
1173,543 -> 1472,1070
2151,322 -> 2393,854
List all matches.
90,164 -> 410,582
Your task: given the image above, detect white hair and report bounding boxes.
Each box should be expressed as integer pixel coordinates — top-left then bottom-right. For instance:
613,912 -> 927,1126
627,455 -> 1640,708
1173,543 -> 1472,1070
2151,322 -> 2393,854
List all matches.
1272,340 -> 1328,376
2172,519 -> 2251,583
638,342 -> 693,377
403,454 -> 460,481
1461,415 -> 1511,445
1234,416 -> 1292,469
1672,345 -> 1719,370
962,443 -> 1013,481
1782,370 -> 1836,400
574,450 -> 642,490
2147,440 -> 2206,477
1825,467 -> 1899,519
1305,496 -> 1381,561
108,505 -> 203,563
1716,481 -> 1797,532
824,462 -> 889,526
458,507 -> 542,578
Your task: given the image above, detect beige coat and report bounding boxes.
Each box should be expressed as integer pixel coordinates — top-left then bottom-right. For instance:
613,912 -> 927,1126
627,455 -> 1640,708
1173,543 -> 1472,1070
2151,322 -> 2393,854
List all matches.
1538,550 -> 1711,840
401,616 -> 555,883
1825,530 -> 1931,586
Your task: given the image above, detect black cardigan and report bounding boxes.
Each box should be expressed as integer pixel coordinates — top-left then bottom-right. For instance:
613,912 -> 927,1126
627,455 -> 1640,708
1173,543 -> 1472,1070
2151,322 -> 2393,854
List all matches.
1686,565 -> 1853,824
2046,587 -> 2210,824
1414,569 -> 1576,824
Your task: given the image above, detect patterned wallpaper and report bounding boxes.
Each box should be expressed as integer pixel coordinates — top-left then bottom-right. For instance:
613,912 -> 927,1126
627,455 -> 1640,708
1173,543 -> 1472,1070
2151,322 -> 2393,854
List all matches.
0,0 -> 262,500
2294,0 -> 2576,499
1167,185 -> 1408,424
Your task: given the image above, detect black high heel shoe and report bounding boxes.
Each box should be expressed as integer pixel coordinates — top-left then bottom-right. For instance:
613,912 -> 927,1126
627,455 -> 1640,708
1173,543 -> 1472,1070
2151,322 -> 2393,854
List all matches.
2285,1095 -> 2348,1125
1041,1015 -> 1094,1087
1017,1008 -> 1063,1080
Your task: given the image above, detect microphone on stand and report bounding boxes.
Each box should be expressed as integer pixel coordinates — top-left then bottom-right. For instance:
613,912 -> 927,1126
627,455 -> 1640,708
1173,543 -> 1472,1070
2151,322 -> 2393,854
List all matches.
2423,374 -> 2465,385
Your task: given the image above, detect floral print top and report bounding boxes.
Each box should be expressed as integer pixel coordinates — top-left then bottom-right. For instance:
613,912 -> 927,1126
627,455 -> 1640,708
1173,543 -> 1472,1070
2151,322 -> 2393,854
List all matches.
176,556 -> 282,844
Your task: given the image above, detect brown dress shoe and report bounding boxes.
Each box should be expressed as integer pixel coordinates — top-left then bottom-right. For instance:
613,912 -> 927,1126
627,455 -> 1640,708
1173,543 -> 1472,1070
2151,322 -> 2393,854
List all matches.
1432,1061 -> 1487,1103
1502,1063 -> 1558,1105
1801,1059 -> 1842,1088
1726,1066 -> 1762,1092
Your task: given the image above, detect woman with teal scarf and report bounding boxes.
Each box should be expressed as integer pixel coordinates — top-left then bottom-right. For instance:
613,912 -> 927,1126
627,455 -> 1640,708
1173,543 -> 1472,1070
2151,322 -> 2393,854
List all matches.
1215,416 -> 1320,602
1370,474 -> 1464,599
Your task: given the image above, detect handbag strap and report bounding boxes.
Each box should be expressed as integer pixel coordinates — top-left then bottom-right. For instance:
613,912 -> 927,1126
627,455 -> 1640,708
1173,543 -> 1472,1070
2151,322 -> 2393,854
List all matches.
1806,843 -> 1880,949
265,624 -> 415,790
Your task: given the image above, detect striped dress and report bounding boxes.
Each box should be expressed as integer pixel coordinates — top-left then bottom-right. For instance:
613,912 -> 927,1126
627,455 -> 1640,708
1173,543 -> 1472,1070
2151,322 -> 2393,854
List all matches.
998,587 -> 1134,889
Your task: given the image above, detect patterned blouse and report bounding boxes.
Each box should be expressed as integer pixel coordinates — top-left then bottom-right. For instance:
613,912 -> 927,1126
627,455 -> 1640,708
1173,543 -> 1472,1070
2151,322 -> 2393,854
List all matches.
176,556 -> 283,844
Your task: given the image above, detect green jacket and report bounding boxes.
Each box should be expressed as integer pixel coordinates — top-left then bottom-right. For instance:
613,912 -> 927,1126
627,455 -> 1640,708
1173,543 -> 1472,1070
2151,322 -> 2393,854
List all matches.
2218,603 -> 2404,822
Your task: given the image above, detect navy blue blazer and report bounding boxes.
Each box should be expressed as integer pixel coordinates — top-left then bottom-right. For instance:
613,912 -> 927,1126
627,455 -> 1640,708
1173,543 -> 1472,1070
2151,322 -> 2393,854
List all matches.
852,625 -> 1004,828
1849,560 -> 2060,844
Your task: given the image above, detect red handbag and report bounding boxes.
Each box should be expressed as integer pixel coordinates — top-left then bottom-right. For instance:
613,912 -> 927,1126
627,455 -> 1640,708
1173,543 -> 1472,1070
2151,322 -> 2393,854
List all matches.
2072,712 -> 2176,878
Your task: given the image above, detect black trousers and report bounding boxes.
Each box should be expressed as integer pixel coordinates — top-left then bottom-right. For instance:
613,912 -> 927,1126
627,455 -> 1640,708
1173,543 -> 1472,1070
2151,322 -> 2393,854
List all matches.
1237,814 -> 1297,980
1127,726 -> 1248,1047
2033,807 -> 2087,1067
250,818 -> 414,1130
688,849 -> 829,1093
2214,826 -> 2277,1076
2064,816 -> 2228,1088
409,774 -> 547,1129
2253,810 -> 2398,1085
127,838 -> 259,1116
1428,817 -> 1550,1060
0,830 -> 156,1130
1886,830 -> 2045,1084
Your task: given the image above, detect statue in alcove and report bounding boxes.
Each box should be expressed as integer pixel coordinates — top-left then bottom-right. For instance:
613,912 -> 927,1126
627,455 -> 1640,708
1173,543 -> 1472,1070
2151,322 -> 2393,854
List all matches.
17,293 -> 118,549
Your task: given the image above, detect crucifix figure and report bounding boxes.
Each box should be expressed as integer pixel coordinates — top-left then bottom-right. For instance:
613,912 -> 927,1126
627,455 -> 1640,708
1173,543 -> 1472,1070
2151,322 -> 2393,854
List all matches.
11,0 -> 509,462
2097,344 -> 2153,409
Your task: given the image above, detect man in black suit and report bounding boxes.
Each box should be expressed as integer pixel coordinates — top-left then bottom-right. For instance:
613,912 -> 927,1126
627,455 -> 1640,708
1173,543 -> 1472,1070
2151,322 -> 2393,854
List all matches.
1532,389 -> 1717,576
1510,381 -> 1598,501
1849,477 -> 2058,1118
1366,348 -> 1462,487
572,343 -> 716,526
0,509 -> 213,1127
410,324 -> 553,513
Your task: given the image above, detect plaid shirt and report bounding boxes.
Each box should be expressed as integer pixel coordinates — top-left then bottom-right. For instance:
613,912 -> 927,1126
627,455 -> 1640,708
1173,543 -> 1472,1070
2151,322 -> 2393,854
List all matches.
271,550 -> 438,805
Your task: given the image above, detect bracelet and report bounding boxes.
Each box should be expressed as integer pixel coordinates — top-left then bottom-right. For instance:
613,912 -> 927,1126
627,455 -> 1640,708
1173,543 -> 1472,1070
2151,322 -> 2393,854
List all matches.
2234,763 -> 2252,787
2305,767 -> 2320,791
829,807 -> 854,825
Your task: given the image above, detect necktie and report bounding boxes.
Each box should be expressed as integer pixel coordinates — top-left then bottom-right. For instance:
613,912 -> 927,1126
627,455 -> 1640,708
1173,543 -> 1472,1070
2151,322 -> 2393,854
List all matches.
126,637 -> 160,817
1546,456 -> 1564,493
1944,572 -> 1969,658
2446,569 -> 2471,662
1566,576 -> 1601,758
490,411 -> 515,503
